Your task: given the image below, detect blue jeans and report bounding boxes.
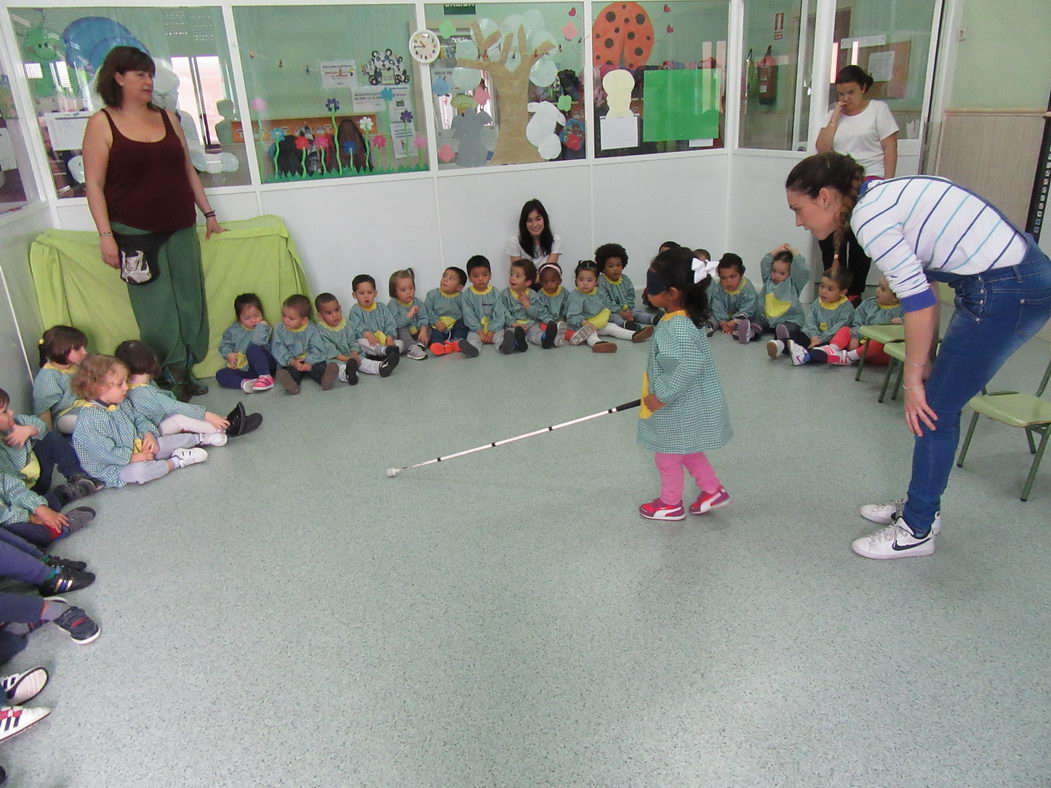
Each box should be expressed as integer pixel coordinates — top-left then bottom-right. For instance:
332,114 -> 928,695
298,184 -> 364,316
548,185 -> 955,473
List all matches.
903,237 -> 1051,534
430,319 -> 468,344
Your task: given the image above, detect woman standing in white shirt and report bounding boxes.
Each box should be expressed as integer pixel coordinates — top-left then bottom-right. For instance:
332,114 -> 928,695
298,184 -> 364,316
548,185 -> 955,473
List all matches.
814,65 -> 899,301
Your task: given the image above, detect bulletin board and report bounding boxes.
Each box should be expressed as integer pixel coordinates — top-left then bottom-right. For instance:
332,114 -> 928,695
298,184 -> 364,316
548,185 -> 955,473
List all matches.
837,40 -> 911,100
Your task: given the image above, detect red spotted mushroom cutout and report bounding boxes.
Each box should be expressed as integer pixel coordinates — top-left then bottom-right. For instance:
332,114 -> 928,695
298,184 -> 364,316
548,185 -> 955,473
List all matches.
593,2 -> 654,69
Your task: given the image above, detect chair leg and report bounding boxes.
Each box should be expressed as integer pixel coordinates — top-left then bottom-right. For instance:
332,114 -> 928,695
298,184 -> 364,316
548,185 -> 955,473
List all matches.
890,361 -> 905,401
854,345 -> 867,382
879,359 -> 896,403
1021,426 -> 1049,502
1025,427 -> 1037,455
957,411 -> 980,467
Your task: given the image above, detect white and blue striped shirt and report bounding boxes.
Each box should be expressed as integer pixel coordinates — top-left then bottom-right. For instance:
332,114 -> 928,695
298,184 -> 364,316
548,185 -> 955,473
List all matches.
851,176 -> 1027,312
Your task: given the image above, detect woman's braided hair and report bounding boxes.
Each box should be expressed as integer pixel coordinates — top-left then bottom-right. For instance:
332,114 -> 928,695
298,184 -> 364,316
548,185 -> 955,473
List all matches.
785,152 -> 865,264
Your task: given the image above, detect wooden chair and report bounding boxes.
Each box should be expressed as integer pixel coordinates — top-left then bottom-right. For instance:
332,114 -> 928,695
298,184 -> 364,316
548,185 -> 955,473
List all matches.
854,323 -> 905,382
956,356 -> 1051,501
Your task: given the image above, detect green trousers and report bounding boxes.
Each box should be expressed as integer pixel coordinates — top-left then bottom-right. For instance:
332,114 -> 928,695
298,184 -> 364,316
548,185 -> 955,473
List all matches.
115,222 -> 209,370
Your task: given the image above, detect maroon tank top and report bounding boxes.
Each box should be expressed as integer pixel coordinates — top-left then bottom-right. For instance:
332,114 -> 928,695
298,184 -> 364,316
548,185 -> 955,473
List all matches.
102,108 -> 196,232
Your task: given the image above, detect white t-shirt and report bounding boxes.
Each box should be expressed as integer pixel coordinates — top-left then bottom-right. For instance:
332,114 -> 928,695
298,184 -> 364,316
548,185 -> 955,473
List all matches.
828,100 -> 899,178
505,233 -> 562,267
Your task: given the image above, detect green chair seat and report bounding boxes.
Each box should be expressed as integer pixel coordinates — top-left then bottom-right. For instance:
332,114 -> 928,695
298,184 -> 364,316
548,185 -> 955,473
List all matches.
966,393 -> 1051,429
883,342 -> 907,361
859,324 -> 905,344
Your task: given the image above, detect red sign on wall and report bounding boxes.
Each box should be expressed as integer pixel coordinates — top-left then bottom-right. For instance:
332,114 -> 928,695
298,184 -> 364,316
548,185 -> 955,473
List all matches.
774,12 -> 784,40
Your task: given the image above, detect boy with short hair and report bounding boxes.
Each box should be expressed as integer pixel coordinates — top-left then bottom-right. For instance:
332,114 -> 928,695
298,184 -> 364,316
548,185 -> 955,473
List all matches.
498,259 -> 543,354
596,242 -> 655,329
347,275 -> 401,372
785,267 -> 856,365
460,256 -> 507,358
270,295 -> 338,394
759,244 -> 812,357
425,266 -> 470,356
314,293 -> 394,382
708,253 -> 761,343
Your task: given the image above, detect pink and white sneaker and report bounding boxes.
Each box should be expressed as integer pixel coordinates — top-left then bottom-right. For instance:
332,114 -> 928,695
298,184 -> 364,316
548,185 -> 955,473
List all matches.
252,375 -> 275,392
690,486 -> 730,515
240,378 -> 256,394
639,498 -> 686,521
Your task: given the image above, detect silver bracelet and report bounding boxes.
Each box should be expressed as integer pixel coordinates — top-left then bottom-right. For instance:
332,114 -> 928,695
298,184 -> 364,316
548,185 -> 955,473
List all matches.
906,360 -> 926,368
902,383 -> 924,391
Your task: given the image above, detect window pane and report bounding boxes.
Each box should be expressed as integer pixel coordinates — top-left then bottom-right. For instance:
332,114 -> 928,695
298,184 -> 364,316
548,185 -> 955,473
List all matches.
593,0 -> 727,158
0,60 -> 34,212
425,3 -> 586,168
8,6 -> 250,197
234,4 -> 429,182
740,0 -> 808,150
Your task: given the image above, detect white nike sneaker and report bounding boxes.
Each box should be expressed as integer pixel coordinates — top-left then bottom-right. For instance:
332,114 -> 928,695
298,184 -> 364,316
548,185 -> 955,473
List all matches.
852,516 -> 935,559
859,499 -> 942,535
172,447 -> 208,468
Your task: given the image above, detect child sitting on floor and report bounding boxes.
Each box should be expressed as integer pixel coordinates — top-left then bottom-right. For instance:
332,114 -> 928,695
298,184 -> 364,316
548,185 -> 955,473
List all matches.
348,276 -> 402,373
708,253 -> 761,343
272,295 -> 340,394
0,387 -> 99,515
596,242 -> 656,329
567,260 -> 653,353
425,267 -> 470,356
497,259 -> 542,353
216,293 -> 276,393
315,292 -> 393,380
461,256 -> 507,358
32,326 -> 88,434
71,355 -> 210,488
531,262 -> 569,348
387,270 -> 430,360
783,267 -> 856,365
115,341 -> 234,438
841,276 -> 904,365
758,244 -> 811,357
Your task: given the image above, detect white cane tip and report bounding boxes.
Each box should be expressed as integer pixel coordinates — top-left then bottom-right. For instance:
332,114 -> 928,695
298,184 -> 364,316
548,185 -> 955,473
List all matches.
386,468 -> 398,478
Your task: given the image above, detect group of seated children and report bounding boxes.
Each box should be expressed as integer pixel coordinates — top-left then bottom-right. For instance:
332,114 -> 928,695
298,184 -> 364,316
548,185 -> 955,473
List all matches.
214,247 -> 661,397
705,244 -> 904,365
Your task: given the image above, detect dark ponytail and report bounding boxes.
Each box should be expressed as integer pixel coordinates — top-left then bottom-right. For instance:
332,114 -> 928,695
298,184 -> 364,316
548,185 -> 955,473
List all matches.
785,152 -> 864,270
649,247 -> 711,327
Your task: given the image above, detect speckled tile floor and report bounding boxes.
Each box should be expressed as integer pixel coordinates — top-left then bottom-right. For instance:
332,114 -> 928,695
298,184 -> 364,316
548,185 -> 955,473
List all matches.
4,329 -> 1049,786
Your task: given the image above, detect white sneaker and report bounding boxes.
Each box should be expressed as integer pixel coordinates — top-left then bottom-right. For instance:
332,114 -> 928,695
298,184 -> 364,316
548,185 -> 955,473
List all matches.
1,668 -> 48,705
0,705 -> 51,743
788,340 -> 810,366
554,321 -> 568,347
406,343 -> 427,360
195,433 -> 228,447
852,516 -> 935,559
767,339 -> 784,358
569,323 -> 596,346
859,499 -> 942,535
240,378 -> 256,394
171,447 -> 208,468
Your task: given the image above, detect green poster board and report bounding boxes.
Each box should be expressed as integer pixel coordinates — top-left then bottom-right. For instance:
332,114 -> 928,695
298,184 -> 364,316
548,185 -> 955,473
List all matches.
642,69 -> 720,143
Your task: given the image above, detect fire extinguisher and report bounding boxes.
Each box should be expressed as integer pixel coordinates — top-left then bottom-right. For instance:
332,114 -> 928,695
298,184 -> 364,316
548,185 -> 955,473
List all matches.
757,45 -> 778,105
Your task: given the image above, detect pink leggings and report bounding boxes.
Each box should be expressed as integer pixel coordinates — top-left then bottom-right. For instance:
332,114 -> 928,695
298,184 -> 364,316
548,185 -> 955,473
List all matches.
655,452 -> 721,504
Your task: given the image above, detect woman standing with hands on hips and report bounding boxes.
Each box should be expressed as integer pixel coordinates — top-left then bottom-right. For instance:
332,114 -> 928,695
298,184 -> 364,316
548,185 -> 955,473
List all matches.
814,66 -> 898,301
786,152 -> 1051,560
82,46 -> 225,402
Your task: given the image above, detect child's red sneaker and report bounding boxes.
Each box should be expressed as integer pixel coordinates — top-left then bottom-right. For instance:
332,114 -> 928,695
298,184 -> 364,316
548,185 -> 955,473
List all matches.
429,342 -> 447,356
690,487 -> 730,515
639,498 -> 686,521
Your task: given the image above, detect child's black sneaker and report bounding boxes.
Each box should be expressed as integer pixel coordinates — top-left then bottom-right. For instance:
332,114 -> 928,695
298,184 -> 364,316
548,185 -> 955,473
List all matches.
460,340 -> 479,358
59,507 -> 95,539
40,567 -> 95,595
345,358 -> 359,385
379,352 -> 400,377
624,320 -> 641,331
513,326 -> 528,352
70,474 -> 105,493
44,555 -> 87,571
53,606 -> 101,644
499,331 -> 515,355
541,322 -> 557,349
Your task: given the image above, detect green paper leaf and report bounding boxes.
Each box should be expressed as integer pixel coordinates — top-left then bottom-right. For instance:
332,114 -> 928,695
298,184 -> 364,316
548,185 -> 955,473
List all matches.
557,94 -> 572,111
438,19 -> 456,38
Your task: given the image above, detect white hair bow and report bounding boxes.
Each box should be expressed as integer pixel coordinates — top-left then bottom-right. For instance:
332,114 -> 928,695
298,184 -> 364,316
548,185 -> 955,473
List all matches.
691,257 -> 719,284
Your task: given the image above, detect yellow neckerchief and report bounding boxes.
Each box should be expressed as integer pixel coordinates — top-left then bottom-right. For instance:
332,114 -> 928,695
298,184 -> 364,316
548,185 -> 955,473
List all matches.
396,298 -> 415,309
819,296 -> 849,311
660,309 -> 687,321
43,362 -> 75,375
128,381 -> 149,390
439,290 -> 461,299
286,322 -> 308,333
602,274 -> 623,286
878,302 -> 900,310
577,286 -> 597,295
84,399 -> 120,412
469,284 -> 492,296
359,302 -> 377,312
723,278 -> 749,296
540,285 -> 563,298
319,318 -> 346,332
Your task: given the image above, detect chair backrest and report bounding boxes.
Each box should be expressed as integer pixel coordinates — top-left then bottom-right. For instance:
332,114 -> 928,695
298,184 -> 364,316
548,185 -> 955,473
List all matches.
1037,355 -> 1051,398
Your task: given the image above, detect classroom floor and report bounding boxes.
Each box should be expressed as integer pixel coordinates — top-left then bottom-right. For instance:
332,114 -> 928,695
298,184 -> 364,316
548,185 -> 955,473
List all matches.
4,326 -> 1050,786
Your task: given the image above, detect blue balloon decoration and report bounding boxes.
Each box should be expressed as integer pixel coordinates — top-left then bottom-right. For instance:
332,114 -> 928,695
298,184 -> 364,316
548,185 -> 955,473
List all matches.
432,77 -> 451,95
63,17 -> 147,73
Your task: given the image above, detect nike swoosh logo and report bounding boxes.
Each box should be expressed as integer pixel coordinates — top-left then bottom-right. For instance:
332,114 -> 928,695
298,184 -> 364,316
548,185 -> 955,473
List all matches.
892,537 -> 931,551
